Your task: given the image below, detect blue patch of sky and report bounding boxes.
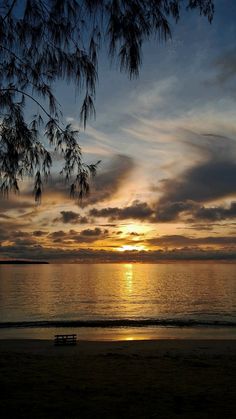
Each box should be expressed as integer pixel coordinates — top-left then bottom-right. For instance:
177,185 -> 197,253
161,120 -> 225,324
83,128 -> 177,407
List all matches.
55,3 -> 231,132
38,0 -> 236,170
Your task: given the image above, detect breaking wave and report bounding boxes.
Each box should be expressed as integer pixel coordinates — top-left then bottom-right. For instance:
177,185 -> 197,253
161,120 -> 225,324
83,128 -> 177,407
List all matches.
1,318 -> 236,329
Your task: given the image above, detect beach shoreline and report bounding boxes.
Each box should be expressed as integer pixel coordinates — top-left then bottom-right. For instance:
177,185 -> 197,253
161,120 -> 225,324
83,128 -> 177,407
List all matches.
1,324 -> 236,341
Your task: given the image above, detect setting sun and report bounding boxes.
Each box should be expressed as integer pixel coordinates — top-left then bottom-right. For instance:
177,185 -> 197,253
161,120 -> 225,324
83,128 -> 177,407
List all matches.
118,245 -> 146,252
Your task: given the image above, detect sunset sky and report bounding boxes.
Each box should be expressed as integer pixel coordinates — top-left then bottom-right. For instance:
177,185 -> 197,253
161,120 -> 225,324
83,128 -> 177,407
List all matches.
1,0 -> 236,262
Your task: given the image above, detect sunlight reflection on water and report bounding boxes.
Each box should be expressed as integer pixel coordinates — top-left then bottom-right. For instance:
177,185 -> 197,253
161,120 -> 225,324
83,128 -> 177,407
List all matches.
1,262 -> 236,327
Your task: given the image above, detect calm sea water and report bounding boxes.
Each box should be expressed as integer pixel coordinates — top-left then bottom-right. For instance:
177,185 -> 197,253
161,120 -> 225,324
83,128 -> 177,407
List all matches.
1,263 -> 236,339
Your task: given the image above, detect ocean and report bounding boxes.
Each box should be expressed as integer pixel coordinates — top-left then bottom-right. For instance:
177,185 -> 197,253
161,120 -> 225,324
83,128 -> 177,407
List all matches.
1,262 -> 236,340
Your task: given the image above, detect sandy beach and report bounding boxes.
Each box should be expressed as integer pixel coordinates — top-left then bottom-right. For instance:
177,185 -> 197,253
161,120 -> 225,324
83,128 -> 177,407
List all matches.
0,339 -> 236,418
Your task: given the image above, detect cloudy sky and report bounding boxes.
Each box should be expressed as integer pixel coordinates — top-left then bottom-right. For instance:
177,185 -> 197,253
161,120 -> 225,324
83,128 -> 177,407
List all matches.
1,0 -> 236,262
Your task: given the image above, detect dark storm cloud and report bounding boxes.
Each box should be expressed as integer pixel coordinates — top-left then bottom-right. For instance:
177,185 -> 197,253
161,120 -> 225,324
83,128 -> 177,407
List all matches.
154,201 -> 236,224
80,228 -> 107,237
151,134 -> 236,223
89,200 -> 153,221
157,134 -> 236,205
58,211 -> 80,223
14,231 -> 32,238
12,238 -> 37,246
6,228 -> 222,253
156,201 -> 197,222
48,230 -> 67,241
54,211 -> 89,224
33,230 -> 48,237
48,228 -> 109,244
36,154 -> 135,205
193,202 -> 236,221
73,228 -> 109,243
147,235 -> 236,247
88,198 -> 236,225
89,198 -> 236,225
0,228 -> 37,244
158,159 -> 236,204
0,228 -> 38,246
0,198 -> 33,211
83,154 -> 135,205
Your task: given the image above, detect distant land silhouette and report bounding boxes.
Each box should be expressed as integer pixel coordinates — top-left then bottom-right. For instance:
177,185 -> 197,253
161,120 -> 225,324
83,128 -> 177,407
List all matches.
0,260 -> 49,265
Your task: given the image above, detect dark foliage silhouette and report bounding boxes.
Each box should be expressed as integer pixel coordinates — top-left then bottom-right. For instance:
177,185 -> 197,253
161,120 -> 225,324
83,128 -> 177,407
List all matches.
0,0 -> 214,201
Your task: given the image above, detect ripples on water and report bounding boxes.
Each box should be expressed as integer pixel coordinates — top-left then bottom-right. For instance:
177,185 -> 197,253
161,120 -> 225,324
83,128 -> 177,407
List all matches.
1,263 -> 236,326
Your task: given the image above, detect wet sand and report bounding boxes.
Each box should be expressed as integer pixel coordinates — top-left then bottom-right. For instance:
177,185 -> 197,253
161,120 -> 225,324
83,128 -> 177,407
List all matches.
0,339 -> 236,418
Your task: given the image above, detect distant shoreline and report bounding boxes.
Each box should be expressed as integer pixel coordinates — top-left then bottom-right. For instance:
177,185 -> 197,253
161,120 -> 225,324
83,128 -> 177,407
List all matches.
0,260 -> 49,265
0,260 -> 236,264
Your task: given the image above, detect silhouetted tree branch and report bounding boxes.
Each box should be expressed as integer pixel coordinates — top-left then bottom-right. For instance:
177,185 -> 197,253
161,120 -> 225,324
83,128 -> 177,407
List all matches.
0,0 -> 214,201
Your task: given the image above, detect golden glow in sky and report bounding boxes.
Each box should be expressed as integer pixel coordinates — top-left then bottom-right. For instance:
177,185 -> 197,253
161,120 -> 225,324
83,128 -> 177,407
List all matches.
1,1 -> 236,262
118,245 -> 147,252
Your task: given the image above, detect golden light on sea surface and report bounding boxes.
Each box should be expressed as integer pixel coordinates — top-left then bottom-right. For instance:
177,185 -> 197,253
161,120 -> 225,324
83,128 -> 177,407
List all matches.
124,263 -> 133,292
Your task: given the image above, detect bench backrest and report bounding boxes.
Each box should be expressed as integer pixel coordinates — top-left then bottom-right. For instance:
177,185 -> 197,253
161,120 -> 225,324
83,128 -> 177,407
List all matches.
54,334 -> 77,345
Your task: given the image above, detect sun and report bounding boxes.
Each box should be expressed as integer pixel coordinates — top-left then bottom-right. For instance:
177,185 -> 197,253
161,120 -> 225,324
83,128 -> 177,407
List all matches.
118,244 -> 146,252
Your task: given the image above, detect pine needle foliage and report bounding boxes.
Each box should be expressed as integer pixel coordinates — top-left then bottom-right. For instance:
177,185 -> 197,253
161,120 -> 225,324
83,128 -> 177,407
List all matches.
0,0 -> 214,201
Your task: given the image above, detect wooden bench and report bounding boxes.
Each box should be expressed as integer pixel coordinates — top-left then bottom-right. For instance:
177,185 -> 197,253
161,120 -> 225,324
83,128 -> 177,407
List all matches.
54,334 -> 77,346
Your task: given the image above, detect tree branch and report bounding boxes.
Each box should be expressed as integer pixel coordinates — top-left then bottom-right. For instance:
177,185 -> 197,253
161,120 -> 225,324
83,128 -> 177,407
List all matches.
2,0 -> 17,21
0,87 -> 64,132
